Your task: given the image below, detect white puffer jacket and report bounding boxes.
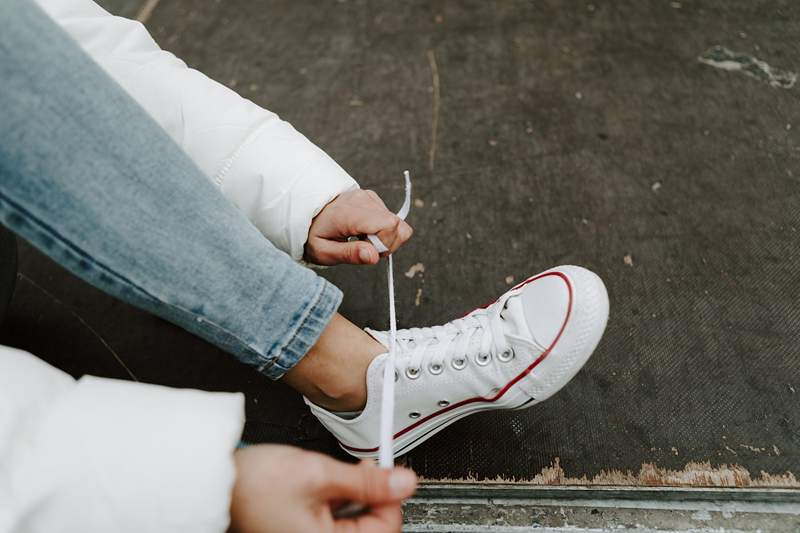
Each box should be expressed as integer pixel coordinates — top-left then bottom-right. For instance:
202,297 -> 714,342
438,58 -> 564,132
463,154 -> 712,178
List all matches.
0,346 -> 244,533
38,0 -> 359,261
1,0 -> 360,531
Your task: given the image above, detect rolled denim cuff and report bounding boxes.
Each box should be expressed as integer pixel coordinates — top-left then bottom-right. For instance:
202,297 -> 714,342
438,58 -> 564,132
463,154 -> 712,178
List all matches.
257,278 -> 342,380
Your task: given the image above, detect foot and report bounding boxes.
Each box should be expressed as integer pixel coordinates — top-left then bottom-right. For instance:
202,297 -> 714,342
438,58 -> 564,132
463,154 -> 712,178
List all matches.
304,265 -> 609,459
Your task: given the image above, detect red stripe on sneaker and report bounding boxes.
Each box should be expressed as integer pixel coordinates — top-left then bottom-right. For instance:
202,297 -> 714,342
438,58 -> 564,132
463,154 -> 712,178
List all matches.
340,270 -> 573,454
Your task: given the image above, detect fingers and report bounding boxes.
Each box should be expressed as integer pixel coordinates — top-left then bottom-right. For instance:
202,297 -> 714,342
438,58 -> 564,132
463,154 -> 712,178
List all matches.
374,218 -> 413,255
337,191 -> 413,252
307,237 -> 379,266
321,459 -> 417,505
305,189 -> 414,265
364,189 -> 388,210
306,215 -> 412,265
333,502 -> 402,533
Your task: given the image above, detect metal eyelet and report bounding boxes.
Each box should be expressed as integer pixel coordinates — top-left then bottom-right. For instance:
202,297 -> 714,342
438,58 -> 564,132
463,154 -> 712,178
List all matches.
409,411 -> 421,419
405,367 -> 420,379
394,370 -> 399,382
451,357 -> 467,370
476,353 -> 491,366
497,348 -> 515,362
429,362 -> 443,375
437,400 -> 450,407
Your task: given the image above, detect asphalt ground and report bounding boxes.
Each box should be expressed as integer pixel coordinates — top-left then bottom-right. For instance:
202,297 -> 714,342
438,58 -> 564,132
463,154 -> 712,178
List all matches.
2,0 -> 798,485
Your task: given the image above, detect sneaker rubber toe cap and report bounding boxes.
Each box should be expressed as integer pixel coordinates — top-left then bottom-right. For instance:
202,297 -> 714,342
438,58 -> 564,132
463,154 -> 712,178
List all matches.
519,272 -> 572,349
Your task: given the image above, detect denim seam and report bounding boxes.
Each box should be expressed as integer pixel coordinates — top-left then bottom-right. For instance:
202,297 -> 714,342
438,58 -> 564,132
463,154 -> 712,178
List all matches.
256,285 -> 322,374
0,191 -> 273,358
257,279 -> 340,379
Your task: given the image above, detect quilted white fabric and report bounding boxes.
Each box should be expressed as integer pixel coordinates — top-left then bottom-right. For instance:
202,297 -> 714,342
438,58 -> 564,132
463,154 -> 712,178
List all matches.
37,0 -> 359,260
0,346 -> 244,533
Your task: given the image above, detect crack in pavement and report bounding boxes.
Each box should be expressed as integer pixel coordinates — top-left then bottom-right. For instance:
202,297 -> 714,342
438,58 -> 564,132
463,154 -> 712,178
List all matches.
17,273 -> 139,382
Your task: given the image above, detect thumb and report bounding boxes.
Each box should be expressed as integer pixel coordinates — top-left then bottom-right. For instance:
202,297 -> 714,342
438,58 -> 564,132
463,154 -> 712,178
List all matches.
309,238 -> 379,266
322,461 -> 417,504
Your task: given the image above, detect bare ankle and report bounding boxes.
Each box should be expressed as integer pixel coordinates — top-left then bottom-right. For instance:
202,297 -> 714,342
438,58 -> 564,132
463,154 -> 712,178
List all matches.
312,384 -> 367,412
282,313 -> 385,412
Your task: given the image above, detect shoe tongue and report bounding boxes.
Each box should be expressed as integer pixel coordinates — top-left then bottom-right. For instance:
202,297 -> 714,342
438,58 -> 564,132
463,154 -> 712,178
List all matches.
499,295 -> 534,341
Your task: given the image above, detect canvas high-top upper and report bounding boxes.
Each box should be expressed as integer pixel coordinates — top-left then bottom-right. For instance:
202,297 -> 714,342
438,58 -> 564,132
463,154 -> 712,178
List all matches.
305,265 -> 609,458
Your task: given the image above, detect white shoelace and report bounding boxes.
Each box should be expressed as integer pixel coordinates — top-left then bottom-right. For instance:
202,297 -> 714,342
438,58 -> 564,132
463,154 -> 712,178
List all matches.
367,172 -> 514,466
367,170 -> 411,468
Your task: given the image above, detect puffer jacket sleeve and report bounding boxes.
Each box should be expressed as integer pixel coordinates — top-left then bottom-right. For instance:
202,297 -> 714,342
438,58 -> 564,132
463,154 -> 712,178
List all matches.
35,0 -> 359,260
0,345 -> 245,533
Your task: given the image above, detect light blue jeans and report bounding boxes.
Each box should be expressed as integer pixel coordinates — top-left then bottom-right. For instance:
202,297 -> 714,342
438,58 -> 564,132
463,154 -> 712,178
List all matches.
0,0 -> 341,380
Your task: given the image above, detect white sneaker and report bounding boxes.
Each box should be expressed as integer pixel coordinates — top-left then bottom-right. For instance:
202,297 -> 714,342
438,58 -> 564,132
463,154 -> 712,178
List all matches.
305,265 -> 609,459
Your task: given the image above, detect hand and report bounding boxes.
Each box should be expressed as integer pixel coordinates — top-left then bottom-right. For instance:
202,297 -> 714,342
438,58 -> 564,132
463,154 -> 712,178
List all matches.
229,444 -> 417,533
305,189 -> 413,265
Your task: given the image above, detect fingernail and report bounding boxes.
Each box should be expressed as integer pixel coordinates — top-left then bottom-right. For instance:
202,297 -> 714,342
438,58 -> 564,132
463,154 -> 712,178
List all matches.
389,469 -> 417,498
359,248 -> 372,263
